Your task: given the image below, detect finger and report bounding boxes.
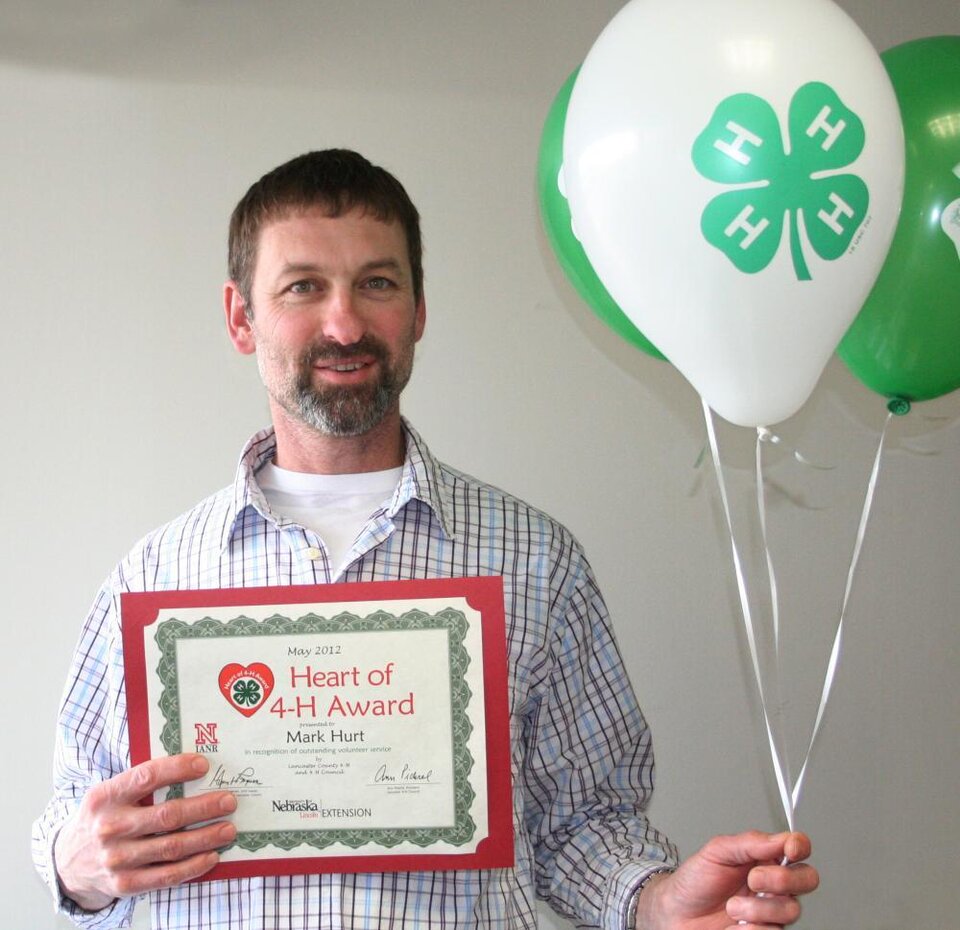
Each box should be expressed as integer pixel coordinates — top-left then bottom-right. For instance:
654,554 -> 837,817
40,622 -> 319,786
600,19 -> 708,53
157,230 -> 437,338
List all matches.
782,832 -> 812,864
145,790 -> 238,834
118,819 -> 237,870
96,755 -> 212,807
727,891 -> 801,927
93,789 -> 237,843
727,924 -> 787,930
748,863 -> 819,897
111,849 -> 222,899
704,831 -> 812,868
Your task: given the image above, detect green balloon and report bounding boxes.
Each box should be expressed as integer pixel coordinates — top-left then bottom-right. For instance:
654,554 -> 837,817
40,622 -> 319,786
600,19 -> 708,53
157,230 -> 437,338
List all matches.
537,69 -> 665,360
838,36 -> 960,403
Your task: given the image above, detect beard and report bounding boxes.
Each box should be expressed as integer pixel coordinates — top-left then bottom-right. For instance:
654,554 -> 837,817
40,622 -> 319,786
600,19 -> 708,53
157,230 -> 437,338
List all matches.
267,334 -> 415,438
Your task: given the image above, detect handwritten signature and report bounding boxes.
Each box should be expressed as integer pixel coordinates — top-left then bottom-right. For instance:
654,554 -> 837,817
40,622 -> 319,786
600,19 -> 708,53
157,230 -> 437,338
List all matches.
373,762 -> 434,784
207,765 -> 263,788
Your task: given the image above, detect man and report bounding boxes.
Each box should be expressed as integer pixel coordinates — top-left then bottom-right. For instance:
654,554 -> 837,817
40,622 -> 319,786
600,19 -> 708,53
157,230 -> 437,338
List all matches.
34,150 -> 818,929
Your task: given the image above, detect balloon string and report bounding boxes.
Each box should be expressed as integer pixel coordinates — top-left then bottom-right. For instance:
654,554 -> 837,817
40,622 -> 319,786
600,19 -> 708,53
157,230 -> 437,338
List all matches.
695,431 -> 836,473
755,428 -> 794,799
757,426 -> 836,470
789,411 -> 892,809
702,399 -> 795,831
755,430 -> 782,656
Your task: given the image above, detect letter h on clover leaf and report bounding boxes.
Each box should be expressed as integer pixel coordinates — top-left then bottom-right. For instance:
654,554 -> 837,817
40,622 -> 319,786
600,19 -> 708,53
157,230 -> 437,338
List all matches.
692,82 -> 869,281
233,677 -> 262,707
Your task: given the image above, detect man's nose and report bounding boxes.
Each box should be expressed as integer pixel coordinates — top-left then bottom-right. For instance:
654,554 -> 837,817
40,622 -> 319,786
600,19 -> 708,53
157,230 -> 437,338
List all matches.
321,286 -> 365,345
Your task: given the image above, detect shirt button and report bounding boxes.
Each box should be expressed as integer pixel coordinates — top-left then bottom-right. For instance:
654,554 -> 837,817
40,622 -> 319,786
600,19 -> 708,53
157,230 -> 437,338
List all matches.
306,547 -> 323,560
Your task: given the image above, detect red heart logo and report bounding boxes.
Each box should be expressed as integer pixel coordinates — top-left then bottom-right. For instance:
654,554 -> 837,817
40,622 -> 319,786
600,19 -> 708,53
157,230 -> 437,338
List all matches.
218,662 -> 275,717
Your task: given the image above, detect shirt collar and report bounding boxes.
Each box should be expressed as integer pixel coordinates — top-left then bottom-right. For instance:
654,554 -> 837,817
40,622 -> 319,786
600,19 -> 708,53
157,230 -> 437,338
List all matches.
219,419 -> 457,553
219,427 -> 278,553
392,418 -> 457,540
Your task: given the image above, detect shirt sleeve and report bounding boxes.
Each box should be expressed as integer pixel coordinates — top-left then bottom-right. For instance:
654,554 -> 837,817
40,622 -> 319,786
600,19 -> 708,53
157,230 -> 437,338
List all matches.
521,552 -> 679,930
31,579 -> 137,929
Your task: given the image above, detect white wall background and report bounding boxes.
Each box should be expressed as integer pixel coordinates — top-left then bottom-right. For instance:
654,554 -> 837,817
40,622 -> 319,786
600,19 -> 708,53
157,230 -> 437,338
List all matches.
4,2 -> 957,928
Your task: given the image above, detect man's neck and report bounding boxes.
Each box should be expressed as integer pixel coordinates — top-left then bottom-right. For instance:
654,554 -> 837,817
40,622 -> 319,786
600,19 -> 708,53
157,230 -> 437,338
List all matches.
269,405 -> 406,475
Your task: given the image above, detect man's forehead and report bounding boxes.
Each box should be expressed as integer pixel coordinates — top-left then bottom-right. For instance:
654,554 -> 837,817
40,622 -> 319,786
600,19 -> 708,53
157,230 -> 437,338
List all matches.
252,206 -> 411,278
261,203 -> 400,236
259,206 -> 403,247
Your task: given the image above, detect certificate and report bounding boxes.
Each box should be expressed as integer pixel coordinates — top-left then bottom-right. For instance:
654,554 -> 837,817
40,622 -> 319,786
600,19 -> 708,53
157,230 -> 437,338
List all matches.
122,577 -> 514,880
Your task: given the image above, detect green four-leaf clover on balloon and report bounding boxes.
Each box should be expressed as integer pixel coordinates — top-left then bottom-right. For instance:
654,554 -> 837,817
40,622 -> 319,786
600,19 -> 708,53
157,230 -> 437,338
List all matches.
692,82 -> 869,281
232,678 -> 262,707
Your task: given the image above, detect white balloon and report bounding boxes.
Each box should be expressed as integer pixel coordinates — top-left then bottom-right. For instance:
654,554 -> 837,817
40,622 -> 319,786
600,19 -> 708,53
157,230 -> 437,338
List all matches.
563,0 -> 904,427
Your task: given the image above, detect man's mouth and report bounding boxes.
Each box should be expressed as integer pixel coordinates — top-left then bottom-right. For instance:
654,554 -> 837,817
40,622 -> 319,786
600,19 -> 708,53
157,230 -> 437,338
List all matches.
328,362 -> 366,372
306,338 -> 388,382
312,356 -> 377,381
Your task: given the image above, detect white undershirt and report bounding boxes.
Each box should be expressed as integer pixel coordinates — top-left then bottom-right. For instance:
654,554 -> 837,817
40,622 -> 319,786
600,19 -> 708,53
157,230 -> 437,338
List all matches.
257,461 -> 402,575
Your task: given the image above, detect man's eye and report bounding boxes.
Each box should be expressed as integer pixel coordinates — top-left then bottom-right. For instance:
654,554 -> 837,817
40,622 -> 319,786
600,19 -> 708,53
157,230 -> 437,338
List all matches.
365,276 -> 394,290
288,281 -> 316,295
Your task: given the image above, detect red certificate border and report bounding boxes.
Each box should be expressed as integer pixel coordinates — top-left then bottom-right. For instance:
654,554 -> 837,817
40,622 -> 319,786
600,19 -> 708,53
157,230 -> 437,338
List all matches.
121,576 -> 514,880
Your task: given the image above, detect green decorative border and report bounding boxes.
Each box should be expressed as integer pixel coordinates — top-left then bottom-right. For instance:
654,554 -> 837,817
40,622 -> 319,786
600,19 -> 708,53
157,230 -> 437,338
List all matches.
154,607 -> 476,850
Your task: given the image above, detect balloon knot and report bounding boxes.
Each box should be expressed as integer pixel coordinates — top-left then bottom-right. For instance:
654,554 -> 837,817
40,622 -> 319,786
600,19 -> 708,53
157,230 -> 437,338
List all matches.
887,397 -> 911,416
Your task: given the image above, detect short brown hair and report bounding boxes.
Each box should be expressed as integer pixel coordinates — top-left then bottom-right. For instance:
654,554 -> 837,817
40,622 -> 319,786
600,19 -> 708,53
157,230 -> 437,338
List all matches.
228,149 -> 423,310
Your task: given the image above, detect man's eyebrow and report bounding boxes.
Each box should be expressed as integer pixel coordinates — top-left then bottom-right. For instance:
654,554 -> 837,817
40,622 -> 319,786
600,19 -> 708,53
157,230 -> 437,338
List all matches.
277,261 -> 322,276
358,258 -> 406,276
276,258 -> 406,277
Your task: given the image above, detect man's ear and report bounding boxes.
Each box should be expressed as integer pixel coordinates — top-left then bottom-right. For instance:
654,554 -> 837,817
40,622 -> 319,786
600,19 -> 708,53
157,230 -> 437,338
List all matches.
414,295 -> 426,343
224,281 -> 256,355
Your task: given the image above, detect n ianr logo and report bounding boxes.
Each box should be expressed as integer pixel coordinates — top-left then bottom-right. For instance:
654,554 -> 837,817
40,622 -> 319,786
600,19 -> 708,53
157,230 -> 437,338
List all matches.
194,722 -> 220,753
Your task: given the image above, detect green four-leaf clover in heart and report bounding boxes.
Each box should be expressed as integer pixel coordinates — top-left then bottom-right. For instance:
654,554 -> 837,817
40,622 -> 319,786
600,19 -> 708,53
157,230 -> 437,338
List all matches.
692,82 -> 869,281
232,677 -> 262,707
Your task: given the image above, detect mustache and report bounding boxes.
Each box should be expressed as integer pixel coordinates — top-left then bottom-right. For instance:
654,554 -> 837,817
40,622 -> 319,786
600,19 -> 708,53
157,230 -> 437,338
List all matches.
302,336 -> 389,365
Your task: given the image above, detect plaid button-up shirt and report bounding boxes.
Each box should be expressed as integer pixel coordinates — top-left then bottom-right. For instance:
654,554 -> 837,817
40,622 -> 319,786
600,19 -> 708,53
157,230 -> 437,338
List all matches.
34,422 -> 676,930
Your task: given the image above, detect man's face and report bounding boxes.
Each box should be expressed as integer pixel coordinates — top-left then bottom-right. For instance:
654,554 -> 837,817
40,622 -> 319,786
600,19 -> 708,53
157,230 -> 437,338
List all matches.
232,207 -> 425,439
